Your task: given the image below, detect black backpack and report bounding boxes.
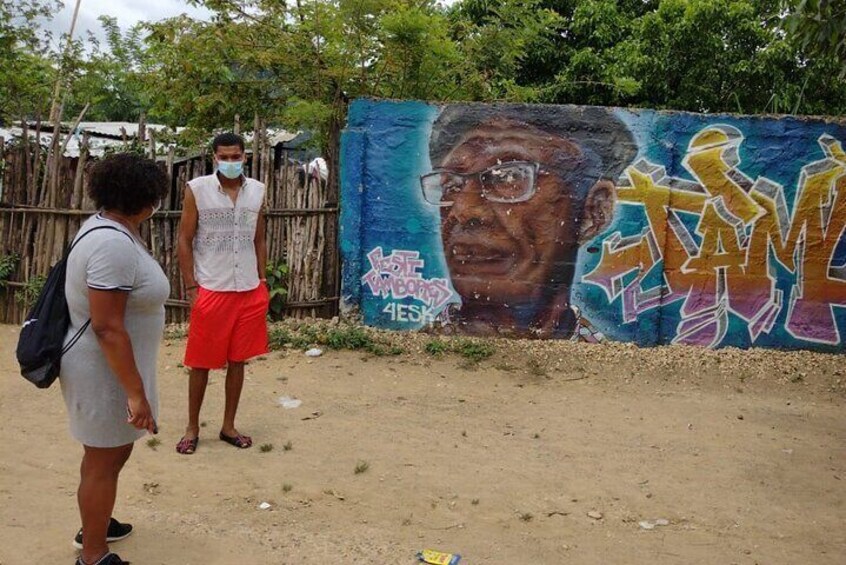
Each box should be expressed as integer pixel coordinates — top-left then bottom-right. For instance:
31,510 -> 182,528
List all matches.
16,225 -> 126,388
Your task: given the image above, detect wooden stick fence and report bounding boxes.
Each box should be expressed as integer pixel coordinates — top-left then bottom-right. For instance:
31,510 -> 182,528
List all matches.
0,126 -> 340,325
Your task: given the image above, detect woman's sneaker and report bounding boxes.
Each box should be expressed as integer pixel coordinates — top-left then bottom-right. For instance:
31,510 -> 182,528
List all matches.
74,552 -> 130,565
72,518 -> 133,549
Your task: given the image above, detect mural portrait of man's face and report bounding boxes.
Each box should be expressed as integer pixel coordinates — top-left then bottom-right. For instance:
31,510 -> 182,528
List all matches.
424,106 -> 637,338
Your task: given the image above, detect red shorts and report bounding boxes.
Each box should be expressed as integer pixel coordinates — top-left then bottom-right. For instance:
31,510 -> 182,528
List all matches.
184,285 -> 270,369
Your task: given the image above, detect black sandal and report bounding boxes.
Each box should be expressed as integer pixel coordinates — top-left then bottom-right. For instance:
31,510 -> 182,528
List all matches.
176,436 -> 199,455
219,431 -> 252,448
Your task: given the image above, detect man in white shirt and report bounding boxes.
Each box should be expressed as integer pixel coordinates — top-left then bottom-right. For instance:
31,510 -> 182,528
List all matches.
176,132 -> 269,454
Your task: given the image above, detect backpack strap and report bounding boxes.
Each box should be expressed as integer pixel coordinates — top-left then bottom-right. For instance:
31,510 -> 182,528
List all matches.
67,224 -> 135,257
61,224 -> 139,355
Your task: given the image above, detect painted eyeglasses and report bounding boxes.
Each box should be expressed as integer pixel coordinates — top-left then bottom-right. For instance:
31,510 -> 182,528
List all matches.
420,161 -> 539,206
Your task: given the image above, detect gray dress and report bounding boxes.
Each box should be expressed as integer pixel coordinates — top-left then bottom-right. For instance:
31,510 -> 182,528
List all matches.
60,214 -> 170,447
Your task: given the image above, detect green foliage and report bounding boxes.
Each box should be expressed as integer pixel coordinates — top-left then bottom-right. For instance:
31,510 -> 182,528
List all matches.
424,336 -> 496,363
783,0 -> 846,78
0,254 -> 18,286
268,322 -> 404,355
456,0 -> 846,114
424,338 -> 449,356
15,274 -> 45,309
452,338 -> 496,362
0,0 -> 59,122
325,325 -> 372,350
64,16 -> 151,121
7,0 -> 846,146
265,260 -> 289,320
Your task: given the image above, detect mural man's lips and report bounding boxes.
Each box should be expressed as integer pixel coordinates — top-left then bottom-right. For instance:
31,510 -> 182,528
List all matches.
448,244 -> 514,276
449,243 -> 511,263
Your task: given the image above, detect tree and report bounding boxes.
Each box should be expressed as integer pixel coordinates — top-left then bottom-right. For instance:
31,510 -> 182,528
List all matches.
0,0 -> 60,123
140,1 -> 475,145
453,0 -> 846,114
64,17 -> 151,122
783,0 -> 846,78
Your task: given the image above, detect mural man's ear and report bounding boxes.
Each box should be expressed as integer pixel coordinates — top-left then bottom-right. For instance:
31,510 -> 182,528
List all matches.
578,179 -> 616,244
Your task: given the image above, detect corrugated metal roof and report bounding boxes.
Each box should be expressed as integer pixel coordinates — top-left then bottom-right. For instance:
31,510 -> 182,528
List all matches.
73,122 -> 181,138
4,123 -> 304,157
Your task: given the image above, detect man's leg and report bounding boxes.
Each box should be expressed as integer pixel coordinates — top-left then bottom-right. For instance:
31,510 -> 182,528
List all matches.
78,443 -> 133,564
220,361 -> 250,446
185,368 -> 210,440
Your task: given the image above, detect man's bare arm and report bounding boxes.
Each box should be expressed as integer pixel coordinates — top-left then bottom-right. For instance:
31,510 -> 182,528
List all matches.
178,185 -> 199,302
255,208 -> 267,281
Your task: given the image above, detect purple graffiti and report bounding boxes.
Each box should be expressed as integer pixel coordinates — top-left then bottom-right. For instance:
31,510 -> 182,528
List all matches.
362,247 -> 454,309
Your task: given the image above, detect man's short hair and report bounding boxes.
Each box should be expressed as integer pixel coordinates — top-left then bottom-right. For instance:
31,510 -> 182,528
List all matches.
212,132 -> 245,153
429,103 -> 638,190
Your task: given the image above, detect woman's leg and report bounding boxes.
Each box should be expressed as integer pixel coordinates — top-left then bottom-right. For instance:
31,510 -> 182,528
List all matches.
77,443 -> 134,563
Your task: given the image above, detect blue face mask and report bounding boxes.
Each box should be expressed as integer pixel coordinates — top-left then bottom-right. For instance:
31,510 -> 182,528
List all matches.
217,160 -> 243,179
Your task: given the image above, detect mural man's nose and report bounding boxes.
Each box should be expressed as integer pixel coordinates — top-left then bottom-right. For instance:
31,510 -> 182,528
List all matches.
444,179 -> 495,228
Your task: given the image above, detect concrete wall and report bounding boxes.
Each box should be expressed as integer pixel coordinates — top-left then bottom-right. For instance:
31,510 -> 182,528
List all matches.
340,99 -> 846,351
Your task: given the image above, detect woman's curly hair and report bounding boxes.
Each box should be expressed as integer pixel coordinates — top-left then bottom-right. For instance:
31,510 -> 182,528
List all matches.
87,153 -> 169,215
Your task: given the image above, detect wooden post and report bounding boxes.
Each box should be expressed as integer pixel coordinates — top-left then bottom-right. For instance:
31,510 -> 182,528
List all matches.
48,0 -> 82,123
234,114 -> 241,135
71,132 -> 89,209
138,113 -> 147,144
40,114 -> 62,203
148,129 -> 156,159
253,113 -> 260,180
32,115 -> 42,204
58,103 -> 89,160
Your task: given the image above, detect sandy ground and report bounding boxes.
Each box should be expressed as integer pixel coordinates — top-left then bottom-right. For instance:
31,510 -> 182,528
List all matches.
1,322 -> 845,565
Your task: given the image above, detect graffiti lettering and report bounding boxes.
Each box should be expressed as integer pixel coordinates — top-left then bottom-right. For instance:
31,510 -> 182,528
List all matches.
382,303 -> 438,323
362,247 -> 454,310
583,126 -> 846,347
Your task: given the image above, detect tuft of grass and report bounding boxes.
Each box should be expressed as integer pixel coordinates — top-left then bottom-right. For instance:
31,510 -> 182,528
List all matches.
471,498 -> 480,505
325,326 -> 372,350
200,421 -> 207,428
425,337 -> 497,365
259,443 -> 274,453
354,460 -> 370,475
282,483 -> 293,493
283,441 -> 293,451
269,323 -> 404,356
453,339 -> 495,363
424,339 -> 449,356
519,512 -> 534,522
146,437 -> 161,450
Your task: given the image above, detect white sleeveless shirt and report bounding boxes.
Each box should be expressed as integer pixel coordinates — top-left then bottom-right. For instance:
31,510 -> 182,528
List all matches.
187,173 -> 266,292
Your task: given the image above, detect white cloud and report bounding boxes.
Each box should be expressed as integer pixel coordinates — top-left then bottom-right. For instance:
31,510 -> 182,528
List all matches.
41,0 -> 212,45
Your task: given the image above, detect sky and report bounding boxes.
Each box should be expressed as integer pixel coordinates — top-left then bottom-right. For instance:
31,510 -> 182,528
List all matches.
43,0 -> 213,45
42,0 -> 458,47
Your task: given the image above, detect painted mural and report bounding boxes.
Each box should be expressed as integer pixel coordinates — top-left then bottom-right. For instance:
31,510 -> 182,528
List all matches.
340,100 -> 846,351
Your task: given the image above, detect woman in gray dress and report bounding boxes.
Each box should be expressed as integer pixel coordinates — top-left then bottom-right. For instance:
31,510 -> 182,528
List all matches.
61,153 -> 170,565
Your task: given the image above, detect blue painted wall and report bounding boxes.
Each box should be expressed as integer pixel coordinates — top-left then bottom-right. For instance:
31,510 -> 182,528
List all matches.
341,99 -> 846,351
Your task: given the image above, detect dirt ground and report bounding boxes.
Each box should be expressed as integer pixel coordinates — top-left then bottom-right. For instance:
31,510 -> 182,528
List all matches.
1,322 -> 844,565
